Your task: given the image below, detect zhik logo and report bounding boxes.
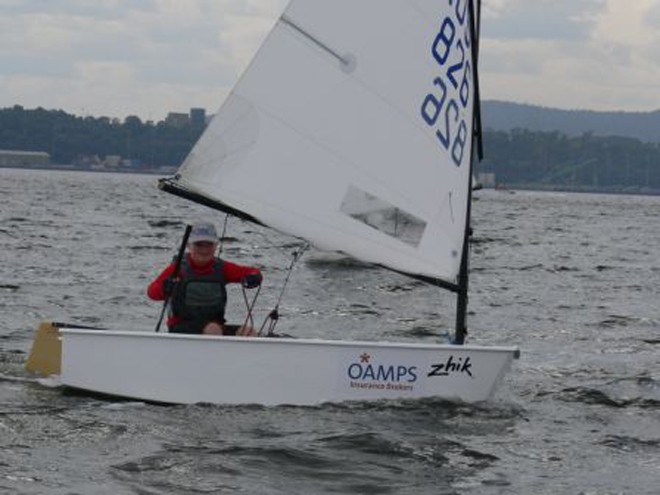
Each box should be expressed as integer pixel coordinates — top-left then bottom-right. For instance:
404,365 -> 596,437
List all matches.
427,355 -> 473,378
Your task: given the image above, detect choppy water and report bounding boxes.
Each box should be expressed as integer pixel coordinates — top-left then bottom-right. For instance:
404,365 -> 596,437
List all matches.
1,168 -> 658,494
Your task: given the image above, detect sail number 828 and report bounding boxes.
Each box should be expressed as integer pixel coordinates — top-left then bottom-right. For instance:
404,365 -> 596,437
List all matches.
420,9 -> 471,167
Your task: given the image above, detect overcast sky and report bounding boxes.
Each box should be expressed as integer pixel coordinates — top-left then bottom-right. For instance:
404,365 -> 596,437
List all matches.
1,0 -> 658,121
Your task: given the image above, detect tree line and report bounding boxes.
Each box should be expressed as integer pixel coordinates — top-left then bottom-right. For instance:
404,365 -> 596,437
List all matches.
1,105 -> 659,193
481,128 -> 660,193
0,105 -> 203,168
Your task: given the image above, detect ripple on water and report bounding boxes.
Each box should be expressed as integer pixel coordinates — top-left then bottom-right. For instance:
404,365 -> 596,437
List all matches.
599,435 -> 660,454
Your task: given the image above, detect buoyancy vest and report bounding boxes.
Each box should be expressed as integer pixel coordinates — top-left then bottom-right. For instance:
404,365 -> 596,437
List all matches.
169,258 -> 227,334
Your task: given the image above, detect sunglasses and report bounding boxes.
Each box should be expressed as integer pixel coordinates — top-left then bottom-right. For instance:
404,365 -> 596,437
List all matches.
192,241 -> 215,248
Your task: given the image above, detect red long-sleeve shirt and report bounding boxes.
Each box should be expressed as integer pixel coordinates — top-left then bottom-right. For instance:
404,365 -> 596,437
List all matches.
147,254 -> 261,327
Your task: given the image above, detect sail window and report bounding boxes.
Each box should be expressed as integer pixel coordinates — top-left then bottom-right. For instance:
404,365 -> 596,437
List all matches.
340,186 -> 426,247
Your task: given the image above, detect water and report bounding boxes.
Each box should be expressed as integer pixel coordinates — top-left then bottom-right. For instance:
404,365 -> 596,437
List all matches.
1,168 -> 658,494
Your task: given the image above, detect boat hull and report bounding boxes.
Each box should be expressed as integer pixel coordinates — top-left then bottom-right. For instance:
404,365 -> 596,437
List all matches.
59,328 -> 518,406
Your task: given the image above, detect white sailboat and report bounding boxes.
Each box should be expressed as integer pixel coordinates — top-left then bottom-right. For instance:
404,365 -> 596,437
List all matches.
28,0 -> 519,405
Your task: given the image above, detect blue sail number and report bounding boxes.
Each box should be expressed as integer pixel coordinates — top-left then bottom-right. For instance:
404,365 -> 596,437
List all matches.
421,6 -> 472,167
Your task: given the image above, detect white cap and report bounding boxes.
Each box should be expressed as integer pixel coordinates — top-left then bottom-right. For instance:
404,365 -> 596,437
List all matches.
189,222 -> 217,243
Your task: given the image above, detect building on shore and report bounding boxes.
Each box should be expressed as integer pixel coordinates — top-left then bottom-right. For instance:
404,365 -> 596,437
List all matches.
165,108 -> 209,128
190,108 -> 207,128
0,149 -> 50,167
165,112 -> 189,128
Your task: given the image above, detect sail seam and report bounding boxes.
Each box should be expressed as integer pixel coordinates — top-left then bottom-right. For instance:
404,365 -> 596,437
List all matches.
232,91 -> 412,204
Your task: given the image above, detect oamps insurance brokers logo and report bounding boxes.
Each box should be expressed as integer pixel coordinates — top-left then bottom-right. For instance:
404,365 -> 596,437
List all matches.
346,352 -> 418,392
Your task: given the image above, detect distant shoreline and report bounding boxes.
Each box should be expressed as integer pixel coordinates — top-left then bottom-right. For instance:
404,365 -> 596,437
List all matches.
3,164 -> 659,197
0,164 -> 175,176
502,182 -> 660,197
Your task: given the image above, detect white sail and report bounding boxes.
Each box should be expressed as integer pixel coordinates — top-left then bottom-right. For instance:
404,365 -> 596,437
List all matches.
173,0 -> 477,286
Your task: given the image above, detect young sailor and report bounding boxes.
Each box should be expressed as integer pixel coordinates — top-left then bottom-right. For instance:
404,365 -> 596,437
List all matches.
147,222 -> 262,336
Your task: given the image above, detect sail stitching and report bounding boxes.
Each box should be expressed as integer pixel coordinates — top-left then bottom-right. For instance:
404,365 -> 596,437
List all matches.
231,92 -> 427,226
183,102 -> 257,171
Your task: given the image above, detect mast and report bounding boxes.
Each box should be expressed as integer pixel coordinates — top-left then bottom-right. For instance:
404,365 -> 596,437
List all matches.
454,0 -> 483,345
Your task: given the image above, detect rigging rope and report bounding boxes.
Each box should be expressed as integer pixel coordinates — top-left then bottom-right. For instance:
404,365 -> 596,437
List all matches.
217,213 -> 230,254
258,242 -> 309,336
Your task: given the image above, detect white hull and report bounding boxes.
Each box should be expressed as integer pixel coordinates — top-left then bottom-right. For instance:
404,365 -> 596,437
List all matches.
59,329 -> 518,406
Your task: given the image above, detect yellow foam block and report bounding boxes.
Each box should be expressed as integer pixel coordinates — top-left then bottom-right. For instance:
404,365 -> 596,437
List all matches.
25,321 -> 62,376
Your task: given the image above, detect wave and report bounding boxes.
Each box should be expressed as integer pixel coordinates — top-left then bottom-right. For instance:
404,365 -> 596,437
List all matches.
556,383 -> 660,409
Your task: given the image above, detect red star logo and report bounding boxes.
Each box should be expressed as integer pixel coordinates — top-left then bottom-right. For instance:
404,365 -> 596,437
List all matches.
359,352 -> 370,363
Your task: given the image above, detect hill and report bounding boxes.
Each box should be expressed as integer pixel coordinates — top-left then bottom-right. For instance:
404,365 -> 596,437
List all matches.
482,101 -> 660,143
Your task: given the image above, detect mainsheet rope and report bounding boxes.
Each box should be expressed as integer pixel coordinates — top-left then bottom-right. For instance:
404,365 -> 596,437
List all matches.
215,213 -> 309,337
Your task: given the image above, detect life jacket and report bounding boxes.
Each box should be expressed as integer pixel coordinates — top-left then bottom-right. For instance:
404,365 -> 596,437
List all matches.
169,258 -> 227,334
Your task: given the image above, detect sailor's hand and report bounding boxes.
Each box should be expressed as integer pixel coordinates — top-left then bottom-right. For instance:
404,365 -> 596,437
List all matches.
242,273 -> 262,289
163,277 -> 177,295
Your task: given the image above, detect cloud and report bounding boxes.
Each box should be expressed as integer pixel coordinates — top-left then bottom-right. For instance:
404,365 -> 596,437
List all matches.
483,0 -> 605,41
480,0 -> 660,111
0,0 -> 288,119
0,0 -> 658,119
